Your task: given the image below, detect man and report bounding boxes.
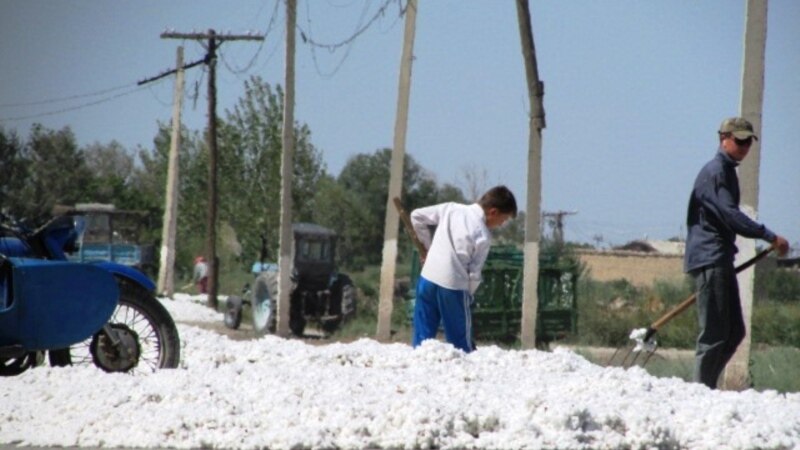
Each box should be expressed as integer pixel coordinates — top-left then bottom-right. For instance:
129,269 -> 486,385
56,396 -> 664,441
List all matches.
193,256 -> 209,294
684,117 -> 789,388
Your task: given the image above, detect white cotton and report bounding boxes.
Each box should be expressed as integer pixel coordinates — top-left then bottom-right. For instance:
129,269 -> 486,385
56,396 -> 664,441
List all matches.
630,327 -> 658,353
1,296 -> 798,450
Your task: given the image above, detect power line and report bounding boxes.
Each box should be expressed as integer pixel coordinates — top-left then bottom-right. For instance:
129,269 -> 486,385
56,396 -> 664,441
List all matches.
298,0 -> 400,77
298,0 -> 399,51
0,83 -> 134,108
0,83 -> 161,123
220,0 -> 281,75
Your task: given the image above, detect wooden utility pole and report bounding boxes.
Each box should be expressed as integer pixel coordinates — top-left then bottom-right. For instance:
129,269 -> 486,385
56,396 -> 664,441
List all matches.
156,46 -> 185,298
276,0 -> 297,337
139,47 -> 208,296
376,0 -> 418,341
161,30 -> 264,309
723,0 -> 768,390
515,0 -> 546,349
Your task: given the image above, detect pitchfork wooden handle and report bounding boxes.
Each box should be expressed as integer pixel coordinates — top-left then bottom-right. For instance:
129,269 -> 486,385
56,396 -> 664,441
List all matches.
649,246 -> 774,332
392,197 -> 428,260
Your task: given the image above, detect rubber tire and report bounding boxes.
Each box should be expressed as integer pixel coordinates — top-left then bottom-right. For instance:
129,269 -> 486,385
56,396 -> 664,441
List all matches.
49,276 -> 181,371
0,352 -> 39,376
224,296 -> 243,330
289,292 -> 306,337
252,273 -> 277,336
339,277 -> 357,320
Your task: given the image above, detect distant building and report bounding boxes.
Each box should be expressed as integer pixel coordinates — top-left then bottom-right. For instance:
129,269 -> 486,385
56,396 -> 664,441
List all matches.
575,240 -> 685,286
613,239 -> 685,255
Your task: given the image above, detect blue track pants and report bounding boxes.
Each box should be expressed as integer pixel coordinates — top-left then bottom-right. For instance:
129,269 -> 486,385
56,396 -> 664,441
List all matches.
412,276 -> 474,353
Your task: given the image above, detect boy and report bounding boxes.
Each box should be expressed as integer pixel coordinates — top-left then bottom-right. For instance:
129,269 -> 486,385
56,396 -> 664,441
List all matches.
410,185 -> 517,352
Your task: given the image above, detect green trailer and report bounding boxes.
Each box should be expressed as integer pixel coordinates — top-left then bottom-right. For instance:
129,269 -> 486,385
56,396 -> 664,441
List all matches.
407,245 -> 579,346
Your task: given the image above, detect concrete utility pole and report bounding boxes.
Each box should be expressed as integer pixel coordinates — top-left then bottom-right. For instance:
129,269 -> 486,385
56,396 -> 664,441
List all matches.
376,0 -> 418,342
161,30 -> 264,310
723,0 -> 768,390
515,0 -> 546,349
543,210 -> 577,248
276,0 -> 298,337
139,48 -> 208,296
156,46 -> 185,298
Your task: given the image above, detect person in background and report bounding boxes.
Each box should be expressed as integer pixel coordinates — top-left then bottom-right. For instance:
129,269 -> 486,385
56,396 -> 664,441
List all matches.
410,185 -> 517,353
684,117 -> 789,389
193,255 -> 209,294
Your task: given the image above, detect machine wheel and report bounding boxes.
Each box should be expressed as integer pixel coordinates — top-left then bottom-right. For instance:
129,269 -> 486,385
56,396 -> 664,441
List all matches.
289,293 -> 306,337
224,296 -> 243,330
50,276 -> 181,373
339,276 -> 357,320
0,352 -> 39,376
320,317 -> 341,334
252,273 -> 277,336
289,313 -> 306,337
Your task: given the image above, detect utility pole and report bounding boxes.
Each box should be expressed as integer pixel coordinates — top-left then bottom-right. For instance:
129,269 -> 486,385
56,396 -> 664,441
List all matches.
376,0 -> 418,342
161,30 -> 264,310
139,49 -> 208,297
515,0 -> 546,350
543,210 -> 577,248
156,46 -> 185,298
276,0 -> 297,337
723,0 -> 768,390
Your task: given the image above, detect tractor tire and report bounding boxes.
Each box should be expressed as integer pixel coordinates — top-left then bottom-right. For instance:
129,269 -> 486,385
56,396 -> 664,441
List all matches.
339,277 -> 357,320
289,309 -> 306,337
252,273 -> 278,336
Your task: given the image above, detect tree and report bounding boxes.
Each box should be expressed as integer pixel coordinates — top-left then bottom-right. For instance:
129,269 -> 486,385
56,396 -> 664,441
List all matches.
0,127 -> 29,216
135,123 -> 206,271
218,76 -> 325,265
82,140 -> 138,207
15,124 -> 92,222
334,148 -> 465,268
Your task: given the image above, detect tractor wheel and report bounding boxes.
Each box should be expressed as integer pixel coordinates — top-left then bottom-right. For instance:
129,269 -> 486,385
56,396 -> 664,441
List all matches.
289,292 -> 306,337
340,278 -> 356,320
332,274 -> 356,320
252,273 -> 278,336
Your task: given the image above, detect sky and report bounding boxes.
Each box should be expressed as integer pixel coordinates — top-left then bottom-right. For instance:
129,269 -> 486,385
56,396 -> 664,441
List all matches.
1,294 -> 799,449
1,1 -> 798,250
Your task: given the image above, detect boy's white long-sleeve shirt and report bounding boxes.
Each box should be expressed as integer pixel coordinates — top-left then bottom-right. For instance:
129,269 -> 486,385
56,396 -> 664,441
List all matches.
410,202 -> 491,294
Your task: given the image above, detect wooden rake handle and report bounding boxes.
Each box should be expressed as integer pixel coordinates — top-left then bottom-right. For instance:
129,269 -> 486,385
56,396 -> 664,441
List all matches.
648,245 -> 775,333
392,197 -> 427,260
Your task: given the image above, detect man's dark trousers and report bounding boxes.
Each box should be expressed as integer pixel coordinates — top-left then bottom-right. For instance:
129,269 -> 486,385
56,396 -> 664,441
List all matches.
692,263 -> 745,388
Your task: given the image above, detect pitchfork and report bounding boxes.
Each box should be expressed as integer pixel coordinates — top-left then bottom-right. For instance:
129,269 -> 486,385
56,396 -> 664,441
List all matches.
606,245 -> 774,368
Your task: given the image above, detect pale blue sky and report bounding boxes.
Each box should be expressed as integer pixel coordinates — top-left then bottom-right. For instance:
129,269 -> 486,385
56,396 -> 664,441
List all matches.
1,1 -> 798,250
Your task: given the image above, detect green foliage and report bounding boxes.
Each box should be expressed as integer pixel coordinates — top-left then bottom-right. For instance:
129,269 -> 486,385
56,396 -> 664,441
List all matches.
0,127 -> 29,215
1,76 -> 465,295
576,276 -> 697,348
333,148 -> 465,269
216,77 -> 325,267
577,273 -> 800,350
757,268 -> 800,303
750,346 -> 800,393
1,124 -> 94,222
751,301 -> 800,347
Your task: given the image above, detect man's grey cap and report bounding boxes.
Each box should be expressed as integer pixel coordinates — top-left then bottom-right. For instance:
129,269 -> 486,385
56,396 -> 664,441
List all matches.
719,117 -> 759,140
